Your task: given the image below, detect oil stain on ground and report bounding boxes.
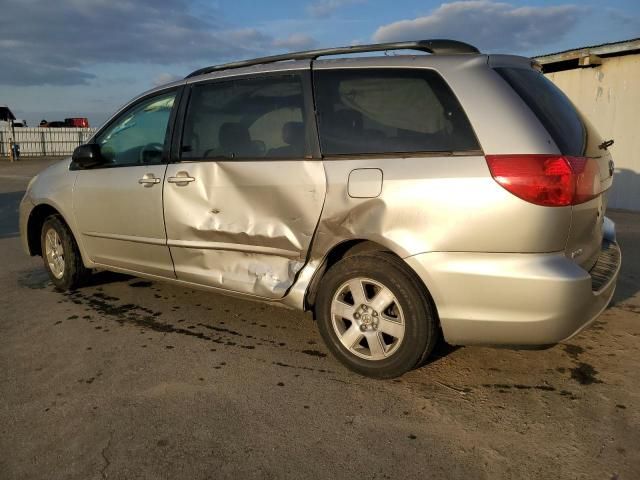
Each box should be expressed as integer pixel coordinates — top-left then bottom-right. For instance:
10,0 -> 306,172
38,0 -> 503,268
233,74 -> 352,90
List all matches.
61,289 -> 331,373
563,344 -> 584,360
17,268 -> 50,289
570,363 -> 603,385
559,343 -> 603,385
301,349 -> 327,358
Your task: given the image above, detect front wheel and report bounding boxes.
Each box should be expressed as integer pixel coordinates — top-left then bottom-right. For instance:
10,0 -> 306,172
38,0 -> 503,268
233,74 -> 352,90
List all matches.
315,253 -> 438,378
41,215 -> 90,291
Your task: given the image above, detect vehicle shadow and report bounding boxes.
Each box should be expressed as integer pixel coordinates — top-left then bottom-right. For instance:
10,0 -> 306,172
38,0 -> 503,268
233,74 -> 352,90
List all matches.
0,191 -> 24,239
83,270 -> 133,287
608,215 -> 640,307
417,338 -> 460,368
610,168 -> 640,212
18,267 -> 132,290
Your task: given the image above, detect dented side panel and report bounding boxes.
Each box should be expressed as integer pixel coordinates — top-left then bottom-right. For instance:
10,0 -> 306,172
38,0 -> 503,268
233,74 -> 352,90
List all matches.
309,155 -> 571,259
283,155 -> 573,310
163,160 -> 326,298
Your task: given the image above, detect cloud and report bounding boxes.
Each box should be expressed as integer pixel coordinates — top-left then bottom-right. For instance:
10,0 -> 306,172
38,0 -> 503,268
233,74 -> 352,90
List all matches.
307,0 -> 365,18
2,58 -> 96,86
152,73 -> 183,87
272,34 -> 317,51
373,1 -> 582,52
0,0 -> 315,86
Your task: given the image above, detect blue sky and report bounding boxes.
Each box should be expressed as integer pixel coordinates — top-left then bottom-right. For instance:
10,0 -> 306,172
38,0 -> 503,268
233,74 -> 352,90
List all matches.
1,0 -> 638,127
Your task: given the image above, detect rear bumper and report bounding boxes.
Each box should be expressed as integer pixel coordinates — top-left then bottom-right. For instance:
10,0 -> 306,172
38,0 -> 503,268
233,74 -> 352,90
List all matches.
405,241 -> 621,346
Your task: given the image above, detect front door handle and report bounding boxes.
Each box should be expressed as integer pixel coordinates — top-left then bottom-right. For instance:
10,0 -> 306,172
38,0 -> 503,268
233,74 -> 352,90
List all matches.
167,172 -> 195,186
138,174 -> 161,187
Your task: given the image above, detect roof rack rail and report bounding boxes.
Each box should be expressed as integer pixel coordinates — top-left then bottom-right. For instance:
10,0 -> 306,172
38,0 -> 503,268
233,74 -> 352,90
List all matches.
186,39 -> 480,78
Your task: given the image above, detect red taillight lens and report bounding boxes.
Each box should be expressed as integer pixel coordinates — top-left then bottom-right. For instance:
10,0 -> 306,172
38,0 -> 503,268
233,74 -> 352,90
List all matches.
485,154 -> 601,206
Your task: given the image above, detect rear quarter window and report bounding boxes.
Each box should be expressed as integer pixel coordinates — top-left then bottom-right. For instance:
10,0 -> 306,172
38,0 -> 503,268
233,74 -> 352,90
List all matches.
313,69 -> 479,155
494,67 -> 586,156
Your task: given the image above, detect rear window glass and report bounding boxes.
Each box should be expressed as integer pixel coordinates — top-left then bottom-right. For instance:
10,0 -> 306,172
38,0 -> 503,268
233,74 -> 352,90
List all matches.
313,69 -> 479,155
495,67 -> 585,156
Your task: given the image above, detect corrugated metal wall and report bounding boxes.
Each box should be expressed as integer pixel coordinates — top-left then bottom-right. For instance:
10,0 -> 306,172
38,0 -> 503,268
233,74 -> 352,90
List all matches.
0,127 -> 96,157
545,54 -> 640,211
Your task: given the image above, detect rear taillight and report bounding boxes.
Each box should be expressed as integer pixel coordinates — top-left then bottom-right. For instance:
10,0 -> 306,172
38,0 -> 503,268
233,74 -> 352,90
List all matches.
485,154 -> 601,207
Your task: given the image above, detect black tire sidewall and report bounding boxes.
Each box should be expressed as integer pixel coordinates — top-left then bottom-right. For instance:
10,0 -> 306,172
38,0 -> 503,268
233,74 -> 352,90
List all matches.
40,216 -> 85,291
315,253 -> 436,378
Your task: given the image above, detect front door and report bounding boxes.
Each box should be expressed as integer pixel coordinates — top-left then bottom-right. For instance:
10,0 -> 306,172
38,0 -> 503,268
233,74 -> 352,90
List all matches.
163,73 -> 326,298
73,89 -> 179,277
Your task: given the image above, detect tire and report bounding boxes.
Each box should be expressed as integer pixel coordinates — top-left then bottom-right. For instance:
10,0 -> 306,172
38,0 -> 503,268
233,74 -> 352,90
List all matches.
40,215 -> 90,291
315,252 -> 438,378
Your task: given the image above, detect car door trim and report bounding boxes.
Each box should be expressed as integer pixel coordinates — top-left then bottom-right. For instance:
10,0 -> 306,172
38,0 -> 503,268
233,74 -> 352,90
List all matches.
166,239 -> 300,258
83,231 -> 166,246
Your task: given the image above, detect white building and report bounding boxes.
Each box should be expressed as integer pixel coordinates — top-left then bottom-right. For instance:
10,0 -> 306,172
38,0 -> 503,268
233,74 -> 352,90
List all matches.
535,38 -> 640,212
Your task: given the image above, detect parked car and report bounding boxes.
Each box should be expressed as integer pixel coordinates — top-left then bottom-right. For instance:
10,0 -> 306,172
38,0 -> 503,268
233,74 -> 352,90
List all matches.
19,39 -> 621,378
65,117 -> 90,128
0,105 -> 27,127
46,121 -> 67,128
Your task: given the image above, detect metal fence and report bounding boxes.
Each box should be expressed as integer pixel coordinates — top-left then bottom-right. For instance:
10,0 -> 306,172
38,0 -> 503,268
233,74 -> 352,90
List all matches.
0,127 -> 97,157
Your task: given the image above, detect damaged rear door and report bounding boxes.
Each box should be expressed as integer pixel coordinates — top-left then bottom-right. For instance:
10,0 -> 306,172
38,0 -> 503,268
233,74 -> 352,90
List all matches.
163,70 -> 326,298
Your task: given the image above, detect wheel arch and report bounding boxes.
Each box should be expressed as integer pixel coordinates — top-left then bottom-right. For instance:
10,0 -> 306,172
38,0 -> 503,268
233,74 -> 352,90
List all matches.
304,239 -> 440,325
26,203 -> 80,259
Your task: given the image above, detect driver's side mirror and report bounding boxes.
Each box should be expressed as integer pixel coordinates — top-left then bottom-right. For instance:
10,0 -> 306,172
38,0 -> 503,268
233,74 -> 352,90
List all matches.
71,144 -> 105,169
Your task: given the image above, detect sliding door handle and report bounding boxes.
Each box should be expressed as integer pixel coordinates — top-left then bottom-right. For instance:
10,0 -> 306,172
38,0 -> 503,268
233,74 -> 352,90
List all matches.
167,172 -> 195,185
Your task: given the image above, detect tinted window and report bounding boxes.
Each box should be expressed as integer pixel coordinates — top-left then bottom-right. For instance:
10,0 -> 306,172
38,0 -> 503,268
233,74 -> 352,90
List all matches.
182,75 -> 310,160
314,69 -> 479,155
96,91 -> 176,166
495,67 -> 585,156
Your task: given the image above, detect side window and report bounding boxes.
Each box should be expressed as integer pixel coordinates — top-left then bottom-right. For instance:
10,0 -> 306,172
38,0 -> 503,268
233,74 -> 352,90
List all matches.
314,69 -> 479,155
181,75 -> 310,160
96,91 -> 176,166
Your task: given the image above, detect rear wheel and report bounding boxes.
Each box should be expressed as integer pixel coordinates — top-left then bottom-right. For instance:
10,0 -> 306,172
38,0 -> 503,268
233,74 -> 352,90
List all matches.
315,253 -> 438,378
40,215 -> 90,291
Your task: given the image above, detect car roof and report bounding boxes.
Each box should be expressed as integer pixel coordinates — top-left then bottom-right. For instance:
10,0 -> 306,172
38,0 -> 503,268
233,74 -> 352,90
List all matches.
186,39 -> 480,79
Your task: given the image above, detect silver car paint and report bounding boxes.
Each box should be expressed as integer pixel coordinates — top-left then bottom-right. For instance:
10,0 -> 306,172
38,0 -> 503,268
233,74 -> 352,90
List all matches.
19,53 -> 621,346
163,160 -> 326,298
22,159 -> 93,268
73,164 -> 175,278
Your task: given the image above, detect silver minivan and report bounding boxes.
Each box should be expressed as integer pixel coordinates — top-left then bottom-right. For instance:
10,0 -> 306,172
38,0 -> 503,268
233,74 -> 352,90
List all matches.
20,40 -> 621,378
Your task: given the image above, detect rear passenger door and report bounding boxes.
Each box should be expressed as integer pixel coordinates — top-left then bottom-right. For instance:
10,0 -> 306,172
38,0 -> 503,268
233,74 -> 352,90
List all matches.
309,67 -> 483,256
162,71 -> 326,298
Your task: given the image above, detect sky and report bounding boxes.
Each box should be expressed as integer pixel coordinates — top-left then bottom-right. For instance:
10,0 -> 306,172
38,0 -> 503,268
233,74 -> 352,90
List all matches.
1,0 -> 638,128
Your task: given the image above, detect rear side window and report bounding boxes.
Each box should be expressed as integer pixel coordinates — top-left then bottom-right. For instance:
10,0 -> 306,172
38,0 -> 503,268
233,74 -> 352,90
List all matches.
495,67 -> 585,156
313,69 -> 479,155
182,74 -> 311,160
